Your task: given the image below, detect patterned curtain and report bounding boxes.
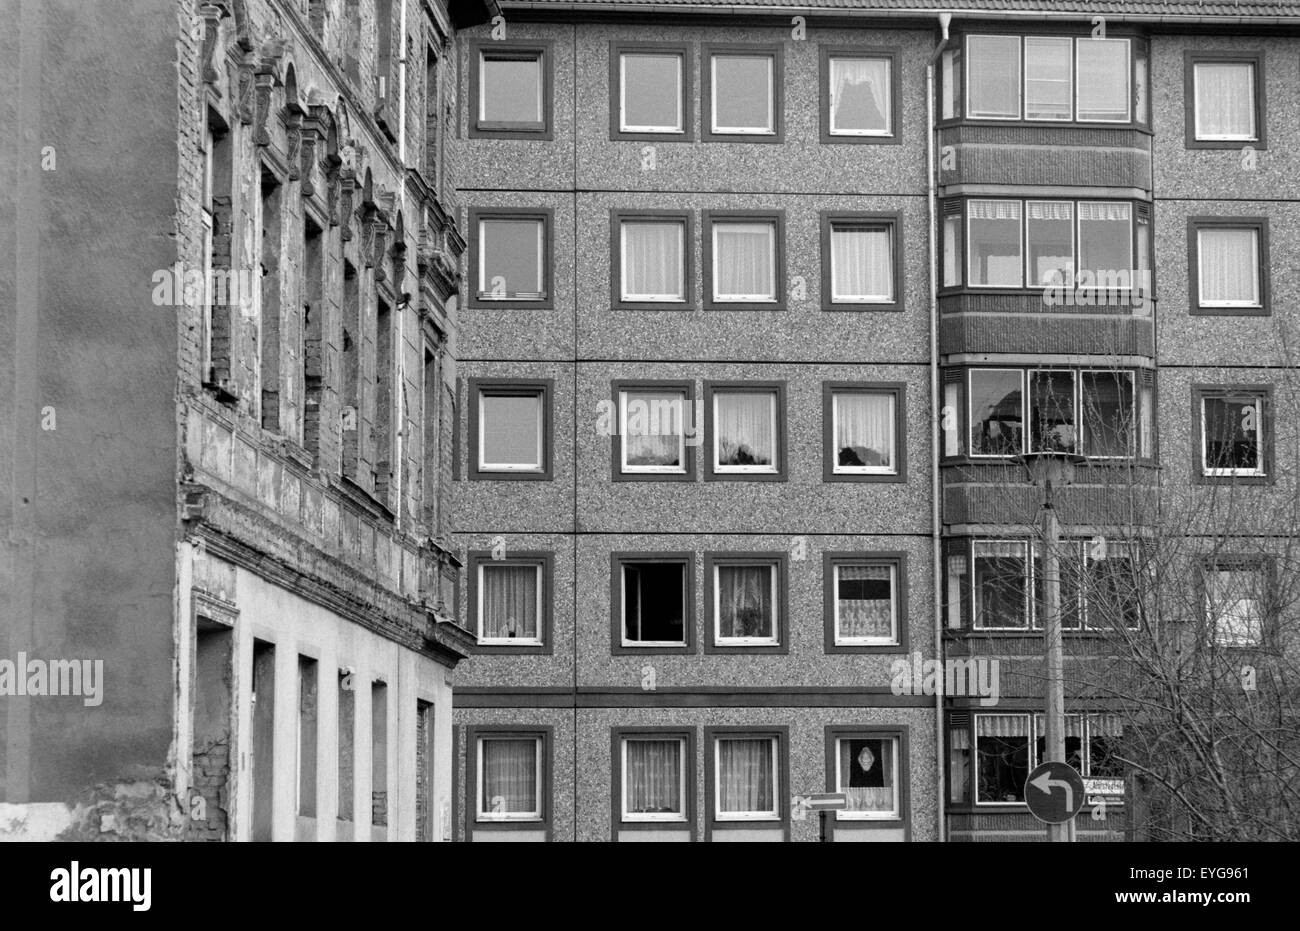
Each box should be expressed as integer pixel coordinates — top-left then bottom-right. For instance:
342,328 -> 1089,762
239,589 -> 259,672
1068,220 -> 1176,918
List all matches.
480,564 -> 538,639
718,738 -> 775,814
625,740 -> 682,815
482,739 -> 537,814
717,564 -> 773,638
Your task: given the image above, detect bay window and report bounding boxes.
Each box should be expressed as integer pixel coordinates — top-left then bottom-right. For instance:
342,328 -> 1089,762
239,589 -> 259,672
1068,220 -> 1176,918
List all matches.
963,34 -> 1135,123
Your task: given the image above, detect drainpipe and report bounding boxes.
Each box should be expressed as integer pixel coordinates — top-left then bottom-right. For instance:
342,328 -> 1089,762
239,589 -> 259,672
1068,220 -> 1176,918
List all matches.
395,0 -> 409,531
926,10 -> 951,843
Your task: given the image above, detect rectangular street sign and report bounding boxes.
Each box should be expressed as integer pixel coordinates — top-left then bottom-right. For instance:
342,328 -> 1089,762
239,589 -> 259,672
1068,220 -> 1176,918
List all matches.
1083,778 -> 1124,796
803,792 -> 847,810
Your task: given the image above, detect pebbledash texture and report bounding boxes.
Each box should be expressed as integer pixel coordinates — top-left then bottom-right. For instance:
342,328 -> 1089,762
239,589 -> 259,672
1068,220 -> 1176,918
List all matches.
1,0 -> 1298,843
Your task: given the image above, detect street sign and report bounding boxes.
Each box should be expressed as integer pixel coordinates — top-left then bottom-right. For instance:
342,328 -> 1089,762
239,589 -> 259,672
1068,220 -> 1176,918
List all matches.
800,792 -> 847,811
1024,761 -> 1085,824
1083,777 -> 1124,797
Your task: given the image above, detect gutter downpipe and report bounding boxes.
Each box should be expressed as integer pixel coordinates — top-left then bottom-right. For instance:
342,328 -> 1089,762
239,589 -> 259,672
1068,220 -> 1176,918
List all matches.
926,11 -> 951,843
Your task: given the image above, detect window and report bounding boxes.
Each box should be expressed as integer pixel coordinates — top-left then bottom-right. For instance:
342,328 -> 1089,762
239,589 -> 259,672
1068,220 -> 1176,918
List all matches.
472,42 -> 551,138
1080,370 -> 1135,458
969,368 -> 1024,457
471,210 -> 551,307
1030,369 -> 1076,454
821,213 -> 901,308
973,541 -> 1030,630
704,47 -> 781,140
619,386 -> 689,474
834,737 -> 900,819
1187,52 -> 1263,147
824,384 -> 903,479
967,713 -> 1129,804
708,555 -> 786,650
1035,713 -> 1086,775
707,384 -> 785,478
827,556 -> 901,647
1032,541 -> 1083,631
616,213 -> 689,305
617,557 -> 690,649
714,735 -> 779,820
821,49 -> 898,142
968,199 -> 1022,287
476,561 -> 543,645
705,212 -> 783,307
469,379 -> 552,480
975,714 -> 1031,803
621,737 -> 688,822
613,45 -> 689,138
1199,389 -> 1268,479
1191,220 -> 1267,313
1085,541 -> 1142,630
1207,562 -> 1267,647
965,35 -> 1132,123
477,736 -> 542,821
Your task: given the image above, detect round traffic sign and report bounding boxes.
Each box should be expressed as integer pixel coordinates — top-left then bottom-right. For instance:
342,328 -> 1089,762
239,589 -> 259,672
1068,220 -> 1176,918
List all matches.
1024,761 -> 1085,824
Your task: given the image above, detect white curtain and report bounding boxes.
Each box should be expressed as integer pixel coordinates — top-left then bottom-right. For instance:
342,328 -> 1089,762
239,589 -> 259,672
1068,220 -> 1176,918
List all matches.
622,390 -> 683,467
481,739 -> 537,814
841,739 -> 895,813
480,564 -> 538,639
1199,228 -> 1258,304
715,392 -> 774,466
714,223 -> 774,299
837,565 -> 893,640
832,225 -> 892,300
967,35 -> 1020,118
1076,38 -> 1129,121
717,565 -> 773,638
1210,569 -> 1262,644
718,738 -> 774,814
622,221 -> 683,299
835,393 -> 893,469
977,714 -> 1031,738
1025,37 -> 1071,120
1195,62 -> 1255,138
830,57 -> 889,133
625,740 -> 682,814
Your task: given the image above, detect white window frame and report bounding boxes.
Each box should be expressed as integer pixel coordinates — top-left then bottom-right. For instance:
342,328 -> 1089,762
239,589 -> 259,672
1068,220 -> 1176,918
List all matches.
827,54 -> 893,137
476,736 -> 543,822
1192,60 -> 1257,141
967,199 -> 1025,289
710,220 -> 777,303
1083,540 -> 1142,631
477,51 -> 544,127
832,562 -> 899,646
477,389 -> 544,473
712,561 -> 780,647
834,736 -> 901,820
712,389 -> 779,475
831,390 -> 897,476
965,35 -> 1022,121
620,51 -> 684,134
1075,201 -> 1133,289
973,712 -> 1033,807
829,221 -> 895,303
1074,37 -> 1132,123
713,736 -> 780,821
1028,368 -> 1079,455
621,737 -> 688,823
476,561 -> 545,646
1207,565 -> 1264,647
1201,394 -> 1265,478
1196,227 -> 1261,308
966,35 -> 1132,123
972,540 -> 1031,631
1023,36 -> 1072,122
619,220 -> 686,303
477,216 -> 546,302
1079,369 -> 1136,460
619,388 -> 688,475
967,368 -> 1025,459
710,53 -> 775,135
620,561 -> 689,648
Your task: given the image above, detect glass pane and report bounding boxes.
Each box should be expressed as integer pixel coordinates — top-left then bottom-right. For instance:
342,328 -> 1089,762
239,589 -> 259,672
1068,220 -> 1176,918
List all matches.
976,715 -> 1031,802
1209,568 -> 1263,645
622,53 -> 681,130
481,56 -> 542,124
968,200 -> 1023,287
716,564 -> 775,639
1089,714 -> 1126,778
480,564 -> 539,639
949,726 -> 971,804
717,738 -> 775,814
621,389 -> 686,470
622,221 -> 685,300
838,738 -> 897,814
1198,228 -> 1259,305
480,219 -> 543,299
943,213 -> 961,286
713,222 -> 775,299
622,563 -> 686,644
1082,371 -> 1134,457
715,392 -> 776,468
974,542 -> 1029,629
1195,62 -> 1255,139
1026,201 -> 1073,287
834,392 -> 894,472
831,224 -> 893,301
480,393 -> 541,468
1078,203 -> 1131,285
713,56 -> 773,131
1203,396 -> 1261,473
1033,542 -> 1082,630
481,739 -> 538,814
836,564 -> 895,642
625,739 -> 683,815
1076,38 -> 1129,121
830,57 -> 890,134
967,35 -> 1021,118
1030,370 -> 1077,453
1087,543 -> 1141,630
1025,37 -> 1072,120
969,369 -> 1023,456
1035,713 -> 1085,773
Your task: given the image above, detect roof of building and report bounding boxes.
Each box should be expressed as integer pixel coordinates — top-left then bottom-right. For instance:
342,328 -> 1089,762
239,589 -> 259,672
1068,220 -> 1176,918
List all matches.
498,0 -> 1300,20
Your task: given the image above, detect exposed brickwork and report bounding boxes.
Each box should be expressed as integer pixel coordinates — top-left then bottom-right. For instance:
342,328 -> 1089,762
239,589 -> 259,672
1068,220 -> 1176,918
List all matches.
185,736 -> 232,841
